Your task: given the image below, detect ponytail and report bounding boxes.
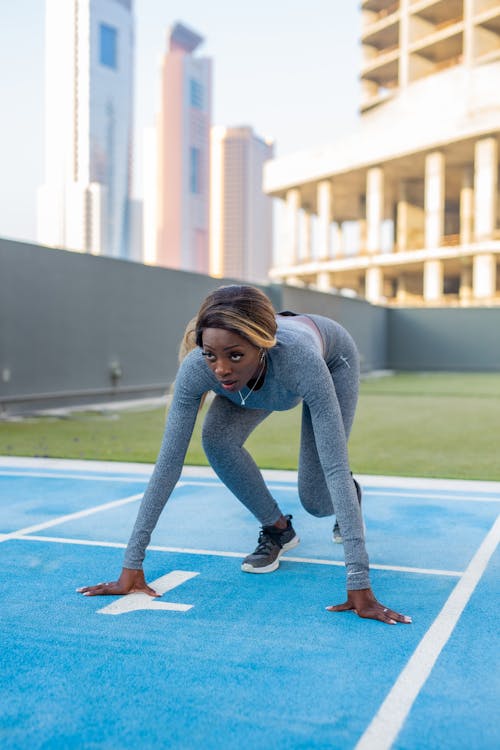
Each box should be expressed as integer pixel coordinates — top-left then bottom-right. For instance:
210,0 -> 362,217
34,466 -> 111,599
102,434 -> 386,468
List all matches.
176,315 -> 208,410
178,316 -> 198,363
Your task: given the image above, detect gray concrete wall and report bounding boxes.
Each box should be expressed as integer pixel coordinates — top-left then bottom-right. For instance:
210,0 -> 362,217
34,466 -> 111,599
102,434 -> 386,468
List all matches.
387,307 -> 500,371
0,240 -> 387,411
1,237 -> 498,412
0,240 -> 220,410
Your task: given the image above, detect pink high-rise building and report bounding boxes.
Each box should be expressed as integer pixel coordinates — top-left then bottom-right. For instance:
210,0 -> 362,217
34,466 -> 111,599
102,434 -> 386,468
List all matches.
155,22 -> 212,273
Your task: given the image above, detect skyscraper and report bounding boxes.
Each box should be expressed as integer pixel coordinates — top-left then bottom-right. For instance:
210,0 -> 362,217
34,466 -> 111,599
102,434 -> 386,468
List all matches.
37,0 -> 134,259
154,22 -> 212,273
210,126 -> 274,283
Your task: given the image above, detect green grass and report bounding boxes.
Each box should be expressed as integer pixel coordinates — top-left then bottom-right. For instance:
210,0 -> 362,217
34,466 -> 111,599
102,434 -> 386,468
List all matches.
1,372 -> 499,480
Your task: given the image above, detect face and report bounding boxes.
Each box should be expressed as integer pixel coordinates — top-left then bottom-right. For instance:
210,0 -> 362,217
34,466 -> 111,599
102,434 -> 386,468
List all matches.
201,328 -> 263,393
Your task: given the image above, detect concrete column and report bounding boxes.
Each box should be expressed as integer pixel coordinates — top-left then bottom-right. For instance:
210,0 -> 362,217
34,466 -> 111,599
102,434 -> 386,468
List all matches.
423,259 -> 444,302
474,137 -> 498,240
473,254 -> 496,299
425,152 -> 445,249
397,184 -> 425,251
459,264 -> 473,303
286,188 -> 300,264
316,271 -> 331,292
366,167 -> 384,253
302,209 -> 312,261
358,218 -> 367,255
332,222 -> 343,258
396,181 -> 409,252
365,266 -> 383,303
460,166 -> 474,245
317,180 -> 332,259
463,0 -> 475,68
396,273 -> 408,303
398,0 -> 410,88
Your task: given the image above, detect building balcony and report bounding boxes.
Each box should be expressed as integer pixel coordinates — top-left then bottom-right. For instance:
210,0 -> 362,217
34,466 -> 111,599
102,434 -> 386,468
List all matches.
362,4 -> 400,38
410,0 -> 464,27
409,14 -> 464,46
360,84 -> 398,113
473,0 -> 500,14
473,5 -> 500,62
409,26 -> 464,81
361,43 -> 399,99
362,0 -> 399,14
361,43 -> 399,75
269,243 -> 500,307
362,16 -> 399,50
409,22 -> 464,56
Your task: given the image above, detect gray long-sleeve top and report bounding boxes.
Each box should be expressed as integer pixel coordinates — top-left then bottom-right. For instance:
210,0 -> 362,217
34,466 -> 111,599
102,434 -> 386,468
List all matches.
123,317 -> 370,589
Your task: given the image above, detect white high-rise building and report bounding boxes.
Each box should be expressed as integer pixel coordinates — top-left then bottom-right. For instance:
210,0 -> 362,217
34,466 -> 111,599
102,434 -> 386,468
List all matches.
210,126 -> 274,283
37,0 -> 134,259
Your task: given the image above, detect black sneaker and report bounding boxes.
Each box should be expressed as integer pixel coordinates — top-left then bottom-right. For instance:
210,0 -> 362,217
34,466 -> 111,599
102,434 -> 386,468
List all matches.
241,515 -> 300,573
333,476 -> 364,544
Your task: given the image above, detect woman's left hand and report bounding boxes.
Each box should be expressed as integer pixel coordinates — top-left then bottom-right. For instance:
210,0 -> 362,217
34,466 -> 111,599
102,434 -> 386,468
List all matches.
326,588 -> 411,625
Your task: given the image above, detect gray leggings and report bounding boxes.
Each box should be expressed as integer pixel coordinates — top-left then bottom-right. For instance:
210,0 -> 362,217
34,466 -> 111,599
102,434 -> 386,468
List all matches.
201,316 -> 360,526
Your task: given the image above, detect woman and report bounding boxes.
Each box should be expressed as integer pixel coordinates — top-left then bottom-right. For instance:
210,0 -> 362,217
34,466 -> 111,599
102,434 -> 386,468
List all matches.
78,285 -> 411,625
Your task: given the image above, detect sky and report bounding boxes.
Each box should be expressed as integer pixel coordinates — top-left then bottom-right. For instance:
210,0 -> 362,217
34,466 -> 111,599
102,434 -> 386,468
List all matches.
0,0 -> 361,244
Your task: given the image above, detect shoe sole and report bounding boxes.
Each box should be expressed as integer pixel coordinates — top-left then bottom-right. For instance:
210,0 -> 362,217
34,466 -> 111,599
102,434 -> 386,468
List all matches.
333,529 -> 343,544
241,534 -> 300,574
332,518 -> 367,544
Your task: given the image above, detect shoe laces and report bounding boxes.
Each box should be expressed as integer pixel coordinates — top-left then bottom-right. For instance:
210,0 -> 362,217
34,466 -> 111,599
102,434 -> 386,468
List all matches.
254,528 -> 282,553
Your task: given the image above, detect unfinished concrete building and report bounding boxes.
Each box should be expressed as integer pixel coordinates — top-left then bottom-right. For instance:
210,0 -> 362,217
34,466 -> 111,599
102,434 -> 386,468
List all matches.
264,0 -> 500,305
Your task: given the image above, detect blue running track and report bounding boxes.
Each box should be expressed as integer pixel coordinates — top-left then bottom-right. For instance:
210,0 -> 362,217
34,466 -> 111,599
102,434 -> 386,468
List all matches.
0,457 -> 498,750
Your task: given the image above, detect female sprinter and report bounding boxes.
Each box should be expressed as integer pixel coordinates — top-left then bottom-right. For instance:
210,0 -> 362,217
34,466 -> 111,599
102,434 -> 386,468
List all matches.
78,285 -> 411,626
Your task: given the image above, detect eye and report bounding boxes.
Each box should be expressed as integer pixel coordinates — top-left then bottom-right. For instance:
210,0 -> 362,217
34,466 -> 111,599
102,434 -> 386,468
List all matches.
201,351 -> 216,362
229,352 -> 243,362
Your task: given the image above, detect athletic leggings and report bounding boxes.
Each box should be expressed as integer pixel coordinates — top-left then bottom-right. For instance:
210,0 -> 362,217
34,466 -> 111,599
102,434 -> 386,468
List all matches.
201,314 -> 360,527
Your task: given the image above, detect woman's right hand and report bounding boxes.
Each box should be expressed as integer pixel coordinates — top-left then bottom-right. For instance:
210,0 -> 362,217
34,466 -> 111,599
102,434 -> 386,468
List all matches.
76,568 -> 160,597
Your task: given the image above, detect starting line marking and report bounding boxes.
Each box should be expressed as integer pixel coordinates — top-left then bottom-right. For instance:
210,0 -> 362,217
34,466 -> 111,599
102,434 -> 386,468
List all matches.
97,571 -> 199,615
13,534 -> 463,577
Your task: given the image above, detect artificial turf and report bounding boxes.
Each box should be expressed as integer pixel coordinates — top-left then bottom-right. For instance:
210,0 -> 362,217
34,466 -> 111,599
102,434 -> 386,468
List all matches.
1,372 -> 499,481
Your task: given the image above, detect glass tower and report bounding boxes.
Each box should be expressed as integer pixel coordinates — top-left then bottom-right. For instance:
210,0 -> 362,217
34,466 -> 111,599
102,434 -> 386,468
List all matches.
37,0 -> 134,259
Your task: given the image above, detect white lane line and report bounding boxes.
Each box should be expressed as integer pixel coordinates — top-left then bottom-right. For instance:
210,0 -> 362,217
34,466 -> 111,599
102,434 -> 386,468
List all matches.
0,470 -> 150,483
2,471 -> 498,503
14,534 -> 463,577
354,513 -> 500,750
26,536 -> 127,549
171,481 -> 500,502
3,459 -> 500,493
97,571 -> 199,615
168,485 -> 500,503
0,493 -> 144,543
364,490 -> 500,503
283,555 -> 463,577
0,457 -> 156,475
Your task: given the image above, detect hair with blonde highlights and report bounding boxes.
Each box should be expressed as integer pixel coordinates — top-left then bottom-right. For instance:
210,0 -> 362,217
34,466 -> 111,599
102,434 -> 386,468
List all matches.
179,285 -> 277,362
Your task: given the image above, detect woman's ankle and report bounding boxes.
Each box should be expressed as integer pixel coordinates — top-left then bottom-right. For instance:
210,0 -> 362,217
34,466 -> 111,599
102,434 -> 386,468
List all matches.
273,515 -> 288,530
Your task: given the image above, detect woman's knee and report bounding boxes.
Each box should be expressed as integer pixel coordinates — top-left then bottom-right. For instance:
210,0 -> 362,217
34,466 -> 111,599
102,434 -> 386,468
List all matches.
304,504 -> 333,518
298,488 -> 333,518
